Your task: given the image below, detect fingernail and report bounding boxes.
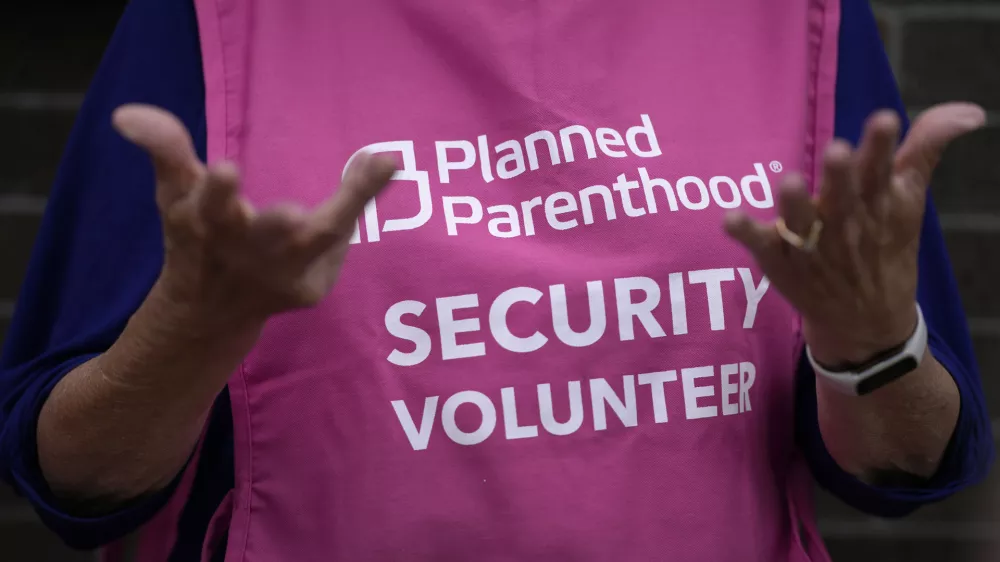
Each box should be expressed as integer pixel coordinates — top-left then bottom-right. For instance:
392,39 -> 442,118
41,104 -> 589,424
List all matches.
371,154 -> 398,174
113,116 -> 137,142
956,103 -> 987,130
238,199 -> 257,220
825,139 -> 854,160
779,171 -> 807,188
723,210 -> 747,230
352,151 -> 371,168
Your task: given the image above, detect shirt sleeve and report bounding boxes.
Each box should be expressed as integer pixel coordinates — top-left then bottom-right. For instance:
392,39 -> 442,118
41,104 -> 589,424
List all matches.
0,0 -> 209,549
795,0 -> 995,518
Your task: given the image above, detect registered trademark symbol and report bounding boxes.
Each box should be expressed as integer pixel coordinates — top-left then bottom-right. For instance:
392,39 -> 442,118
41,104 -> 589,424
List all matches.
769,161 -> 783,173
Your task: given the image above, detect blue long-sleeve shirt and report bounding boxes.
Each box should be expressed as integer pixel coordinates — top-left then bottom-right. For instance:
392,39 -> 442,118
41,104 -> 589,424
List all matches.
0,0 -> 993,559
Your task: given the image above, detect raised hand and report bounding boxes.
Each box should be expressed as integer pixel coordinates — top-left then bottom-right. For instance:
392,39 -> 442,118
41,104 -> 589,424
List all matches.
724,103 -> 986,366
113,104 -> 396,330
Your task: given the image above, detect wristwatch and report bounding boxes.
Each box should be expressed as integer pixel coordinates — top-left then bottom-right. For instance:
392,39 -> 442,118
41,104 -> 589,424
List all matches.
806,304 -> 928,396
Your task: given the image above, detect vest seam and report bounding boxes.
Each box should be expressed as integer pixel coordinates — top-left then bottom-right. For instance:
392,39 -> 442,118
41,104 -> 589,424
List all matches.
192,0 -> 252,558
791,0 -> 841,558
233,361 -> 254,561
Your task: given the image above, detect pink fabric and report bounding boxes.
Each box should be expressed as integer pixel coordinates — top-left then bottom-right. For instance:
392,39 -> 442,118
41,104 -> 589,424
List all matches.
102,437 -> 206,562
135,432 -> 207,562
194,1 -> 841,560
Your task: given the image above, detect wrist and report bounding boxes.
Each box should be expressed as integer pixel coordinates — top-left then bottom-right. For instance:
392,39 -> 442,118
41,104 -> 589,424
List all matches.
152,265 -> 269,340
98,276 -> 264,393
804,304 -> 919,368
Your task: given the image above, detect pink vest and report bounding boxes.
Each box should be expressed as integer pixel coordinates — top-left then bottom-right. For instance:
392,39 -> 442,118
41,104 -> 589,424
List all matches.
119,0 -> 844,560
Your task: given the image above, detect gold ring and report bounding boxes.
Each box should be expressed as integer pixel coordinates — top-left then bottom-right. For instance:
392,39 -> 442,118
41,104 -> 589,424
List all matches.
775,217 -> 823,252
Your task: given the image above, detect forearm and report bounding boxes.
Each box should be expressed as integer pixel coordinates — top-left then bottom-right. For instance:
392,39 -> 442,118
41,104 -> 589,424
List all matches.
816,347 -> 960,484
32,102 -> 393,511
37,278 -> 261,507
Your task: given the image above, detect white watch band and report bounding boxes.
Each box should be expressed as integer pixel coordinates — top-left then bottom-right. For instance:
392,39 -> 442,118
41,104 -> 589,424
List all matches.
807,304 -> 928,396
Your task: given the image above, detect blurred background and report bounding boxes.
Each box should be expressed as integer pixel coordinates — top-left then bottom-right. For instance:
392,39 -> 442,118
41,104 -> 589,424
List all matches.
0,1 -> 997,561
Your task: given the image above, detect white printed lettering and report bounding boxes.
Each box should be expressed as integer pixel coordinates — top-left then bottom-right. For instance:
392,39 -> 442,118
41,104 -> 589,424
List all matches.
496,140 -> 526,179
489,287 -> 547,353
625,114 -> 662,158
740,362 -> 756,412
682,366 -> 718,420
538,381 -> 584,436
612,173 -> 646,217
392,397 -> 439,451
501,387 -> 539,440
614,277 -> 666,341
545,192 -> 579,231
385,272 -> 765,365
385,300 -> 431,367
639,167 -> 680,213
442,391 -> 496,446
435,140 -> 476,184
596,128 -> 628,158
443,196 -> 483,236
477,134 -> 495,183
668,272 -> 688,335
720,363 -> 740,416
560,125 -> 598,163
521,196 -> 543,236
344,141 -> 432,243
525,130 -> 561,171
741,164 -> 775,208
688,268 -> 735,331
738,268 -> 769,329
709,176 -> 742,209
437,294 -> 485,360
591,375 -> 638,430
579,184 -> 617,225
638,370 -> 677,423
550,281 -> 606,347
676,176 -> 710,210
391,360 -> 760,451
487,205 -> 521,238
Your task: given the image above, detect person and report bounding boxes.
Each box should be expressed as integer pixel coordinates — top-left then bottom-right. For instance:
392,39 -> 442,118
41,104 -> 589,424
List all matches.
0,0 -> 993,560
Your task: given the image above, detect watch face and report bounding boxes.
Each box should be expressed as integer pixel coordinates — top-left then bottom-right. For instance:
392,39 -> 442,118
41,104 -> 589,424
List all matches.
856,357 -> 921,396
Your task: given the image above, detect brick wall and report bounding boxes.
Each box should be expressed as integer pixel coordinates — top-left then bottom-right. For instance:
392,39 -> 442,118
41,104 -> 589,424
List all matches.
0,1 -> 996,560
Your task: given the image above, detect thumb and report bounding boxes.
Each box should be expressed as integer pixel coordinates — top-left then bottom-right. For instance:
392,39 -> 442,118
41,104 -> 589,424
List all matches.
113,103 -> 205,205
894,102 -> 986,189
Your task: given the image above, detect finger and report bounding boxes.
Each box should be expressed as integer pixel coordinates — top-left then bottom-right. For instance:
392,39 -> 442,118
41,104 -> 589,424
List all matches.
895,102 -> 986,190
855,110 -> 901,203
199,161 -> 252,231
724,210 -> 781,259
247,203 -> 307,254
113,104 -> 205,206
815,140 -> 858,227
777,173 -> 818,240
307,152 -> 397,247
